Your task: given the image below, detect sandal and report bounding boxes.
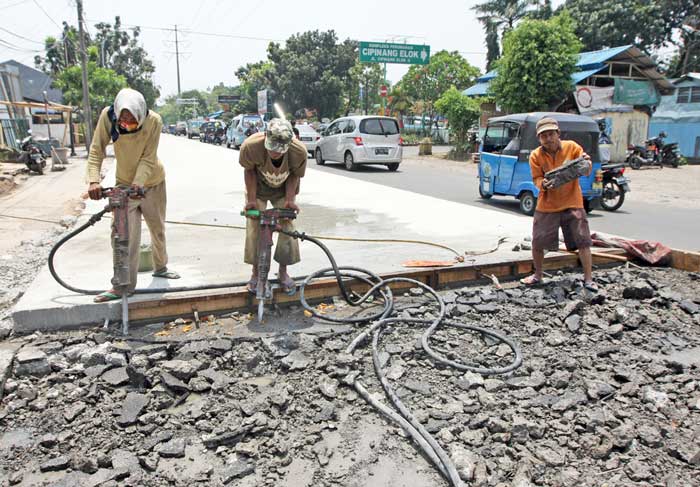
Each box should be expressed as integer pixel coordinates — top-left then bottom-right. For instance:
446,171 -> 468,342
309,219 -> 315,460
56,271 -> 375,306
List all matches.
94,291 -> 126,303
278,274 -> 297,296
152,268 -> 181,279
519,275 -> 542,286
583,281 -> 599,293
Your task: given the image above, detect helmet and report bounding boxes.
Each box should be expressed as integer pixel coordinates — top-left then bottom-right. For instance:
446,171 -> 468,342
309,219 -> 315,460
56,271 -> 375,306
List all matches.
659,131 -> 667,138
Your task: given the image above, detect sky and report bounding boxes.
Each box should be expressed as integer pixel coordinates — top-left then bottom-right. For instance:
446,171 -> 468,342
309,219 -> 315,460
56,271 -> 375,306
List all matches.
1,0 -> 566,102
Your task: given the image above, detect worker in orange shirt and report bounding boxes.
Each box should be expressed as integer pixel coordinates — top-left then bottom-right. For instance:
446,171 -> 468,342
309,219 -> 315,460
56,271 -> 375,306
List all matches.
520,117 -> 597,292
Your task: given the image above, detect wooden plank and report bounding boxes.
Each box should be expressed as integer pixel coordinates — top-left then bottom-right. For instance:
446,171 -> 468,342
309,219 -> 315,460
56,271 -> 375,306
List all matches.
127,252 -> 627,324
670,248 -> 700,272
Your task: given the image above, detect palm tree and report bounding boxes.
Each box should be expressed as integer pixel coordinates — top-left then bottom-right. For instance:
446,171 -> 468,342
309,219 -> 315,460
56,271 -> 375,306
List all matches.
387,85 -> 413,127
472,0 -> 539,68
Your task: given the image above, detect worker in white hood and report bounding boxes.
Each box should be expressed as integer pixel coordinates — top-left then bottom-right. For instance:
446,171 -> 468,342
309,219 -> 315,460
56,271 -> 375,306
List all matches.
86,88 -> 180,303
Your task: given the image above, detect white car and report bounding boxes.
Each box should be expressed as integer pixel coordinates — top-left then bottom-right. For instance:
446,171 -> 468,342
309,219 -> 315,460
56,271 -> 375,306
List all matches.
295,124 -> 320,157
315,116 -> 403,171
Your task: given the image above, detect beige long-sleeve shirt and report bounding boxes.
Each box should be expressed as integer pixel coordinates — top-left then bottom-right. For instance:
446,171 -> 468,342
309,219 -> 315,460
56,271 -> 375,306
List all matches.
86,107 -> 166,187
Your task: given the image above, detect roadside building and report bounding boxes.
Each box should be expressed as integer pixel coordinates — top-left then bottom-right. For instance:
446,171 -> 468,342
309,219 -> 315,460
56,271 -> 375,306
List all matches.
0,59 -> 66,146
649,73 -> 700,163
464,45 -> 673,162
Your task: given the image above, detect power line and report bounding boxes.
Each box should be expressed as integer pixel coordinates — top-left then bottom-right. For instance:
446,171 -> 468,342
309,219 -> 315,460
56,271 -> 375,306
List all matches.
32,0 -> 62,29
0,0 -> 31,8
0,26 -> 44,45
84,18 -> 283,42
0,37 -> 42,53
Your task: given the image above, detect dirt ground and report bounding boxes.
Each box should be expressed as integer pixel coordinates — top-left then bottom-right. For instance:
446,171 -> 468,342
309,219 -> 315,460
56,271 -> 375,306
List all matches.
0,152 -> 102,256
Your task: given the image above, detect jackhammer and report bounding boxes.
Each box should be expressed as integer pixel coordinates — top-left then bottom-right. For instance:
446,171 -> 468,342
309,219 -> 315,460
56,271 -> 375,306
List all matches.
241,207 -> 297,322
98,186 -> 143,334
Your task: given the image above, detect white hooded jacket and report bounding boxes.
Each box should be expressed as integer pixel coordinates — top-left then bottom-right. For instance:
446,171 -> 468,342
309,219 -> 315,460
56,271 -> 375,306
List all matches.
87,88 -> 165,187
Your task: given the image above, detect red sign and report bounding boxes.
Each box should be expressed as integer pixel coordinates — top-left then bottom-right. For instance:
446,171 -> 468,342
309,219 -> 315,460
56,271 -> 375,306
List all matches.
380,85 -> 387,97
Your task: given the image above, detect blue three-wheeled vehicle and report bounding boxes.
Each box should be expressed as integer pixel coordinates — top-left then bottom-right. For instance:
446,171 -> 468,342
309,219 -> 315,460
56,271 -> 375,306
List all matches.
478,112 -> 603,215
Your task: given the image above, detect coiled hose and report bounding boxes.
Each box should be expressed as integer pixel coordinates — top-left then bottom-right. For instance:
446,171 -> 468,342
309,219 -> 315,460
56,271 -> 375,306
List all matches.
48,209 -> 252,295
284,230 -> 523,487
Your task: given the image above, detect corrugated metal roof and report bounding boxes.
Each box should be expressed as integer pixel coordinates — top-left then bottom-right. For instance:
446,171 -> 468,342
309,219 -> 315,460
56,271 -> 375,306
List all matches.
576,45 -> 633,70
464,67 -> 607,97
462,83 -> 490,96
0,59 -> 63,103
572,66 -> 607,84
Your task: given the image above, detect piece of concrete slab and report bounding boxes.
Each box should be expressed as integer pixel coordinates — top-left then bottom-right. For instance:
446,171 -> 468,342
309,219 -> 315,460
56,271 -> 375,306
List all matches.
12,136 -> 535,332
0,342 -> 22,400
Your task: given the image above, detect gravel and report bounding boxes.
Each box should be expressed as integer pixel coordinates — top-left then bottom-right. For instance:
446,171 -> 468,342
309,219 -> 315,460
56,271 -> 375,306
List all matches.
0,266 -> 699,486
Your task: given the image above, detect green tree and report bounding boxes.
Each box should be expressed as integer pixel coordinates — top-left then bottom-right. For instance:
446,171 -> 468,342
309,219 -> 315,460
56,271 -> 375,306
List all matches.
266,30 -> 357,118
490,13 -> 581,113
34,22 -> 84,75
235,61 -> 274,114
34,16 -> 160,108
435,87 -> 481,153
345,62 -> 384,115
400,50 -> 480,134
665,13 -> 700,76
54,53 -> 127,125
562,0 -> 695,54
92,17 -> 160,107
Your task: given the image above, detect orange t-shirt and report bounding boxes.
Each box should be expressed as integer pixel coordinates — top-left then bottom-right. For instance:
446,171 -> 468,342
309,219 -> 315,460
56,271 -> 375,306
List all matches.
529,140 -> 585,213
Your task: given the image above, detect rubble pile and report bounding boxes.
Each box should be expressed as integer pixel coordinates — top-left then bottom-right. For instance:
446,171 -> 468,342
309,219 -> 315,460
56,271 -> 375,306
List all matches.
0,266 -> 699,486
0,226 -> 67,339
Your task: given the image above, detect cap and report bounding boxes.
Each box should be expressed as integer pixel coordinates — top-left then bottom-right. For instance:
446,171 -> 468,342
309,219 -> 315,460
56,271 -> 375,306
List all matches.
536,117 -> 560,136
264,118 -> 294,153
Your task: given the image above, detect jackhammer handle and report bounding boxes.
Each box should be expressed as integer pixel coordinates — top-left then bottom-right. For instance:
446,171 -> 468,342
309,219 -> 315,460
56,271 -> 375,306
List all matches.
241,209 -> 261,218
240,208 -> 297,219
101,186 -> 145,198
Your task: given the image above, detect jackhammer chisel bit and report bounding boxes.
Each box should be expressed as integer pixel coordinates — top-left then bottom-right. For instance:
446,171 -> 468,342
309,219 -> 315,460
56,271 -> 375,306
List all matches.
102,186 -> 143,335
241,208 -> 297,322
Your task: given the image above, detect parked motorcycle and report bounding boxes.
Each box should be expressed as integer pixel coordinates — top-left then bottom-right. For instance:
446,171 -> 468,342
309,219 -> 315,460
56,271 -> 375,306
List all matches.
600,163 -> 630,211
659,138 -> 680,168
17,133 -> 47,175
626,132 -> 679,169
626,139 -> 662,170
213,128 -> 225,145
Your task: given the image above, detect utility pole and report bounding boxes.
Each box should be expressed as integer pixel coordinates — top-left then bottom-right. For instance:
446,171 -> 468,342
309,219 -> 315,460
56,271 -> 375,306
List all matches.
175,25 -> 181,95
77,0 -> 92,150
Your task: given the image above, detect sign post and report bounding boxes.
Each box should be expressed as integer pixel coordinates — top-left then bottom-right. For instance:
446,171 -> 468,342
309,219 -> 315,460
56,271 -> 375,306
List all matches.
359,41 -> 430,117
359,41 -> 430,65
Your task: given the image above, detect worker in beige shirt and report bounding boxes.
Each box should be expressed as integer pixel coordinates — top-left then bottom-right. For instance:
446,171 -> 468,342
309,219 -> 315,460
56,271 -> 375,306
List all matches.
240,118 -> 307,294
86,88 -> 180,303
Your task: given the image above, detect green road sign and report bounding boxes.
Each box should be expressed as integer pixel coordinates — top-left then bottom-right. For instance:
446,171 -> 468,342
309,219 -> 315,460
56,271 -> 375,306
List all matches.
359,41 -> 430,65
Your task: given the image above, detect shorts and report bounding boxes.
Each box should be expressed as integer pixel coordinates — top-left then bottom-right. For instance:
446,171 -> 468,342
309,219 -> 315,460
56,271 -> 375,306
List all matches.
532,208 -> 592,251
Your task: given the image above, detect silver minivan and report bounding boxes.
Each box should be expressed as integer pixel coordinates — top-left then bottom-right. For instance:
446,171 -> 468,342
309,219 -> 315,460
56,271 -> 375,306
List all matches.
315,116 -> 403,171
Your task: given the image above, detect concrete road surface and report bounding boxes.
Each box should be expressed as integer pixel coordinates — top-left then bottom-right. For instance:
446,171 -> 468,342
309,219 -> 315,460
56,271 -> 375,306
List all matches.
14,136 -> 537,331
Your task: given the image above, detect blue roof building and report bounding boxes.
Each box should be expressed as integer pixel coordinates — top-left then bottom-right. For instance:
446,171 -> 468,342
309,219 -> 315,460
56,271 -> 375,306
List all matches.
649,73 -> 700,162
464,45 -> 673,162
464,45 -> 672,97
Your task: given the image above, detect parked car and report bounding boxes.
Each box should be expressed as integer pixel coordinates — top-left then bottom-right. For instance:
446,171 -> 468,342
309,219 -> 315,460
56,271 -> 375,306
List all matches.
295,123 -> 320,157
187,119 -> 204,139
315,116 -> 403,171
175,121 -> 187,136
226,114 -> 265,149
477,112 -> 603,216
